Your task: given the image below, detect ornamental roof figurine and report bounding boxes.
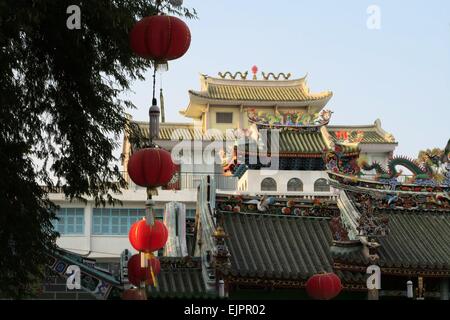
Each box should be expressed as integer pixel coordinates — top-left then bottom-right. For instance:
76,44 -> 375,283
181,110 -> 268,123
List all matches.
213,226 -> 227,239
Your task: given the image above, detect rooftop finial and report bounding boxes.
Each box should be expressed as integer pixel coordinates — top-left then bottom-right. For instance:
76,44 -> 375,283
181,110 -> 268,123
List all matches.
251,65 -> 258,80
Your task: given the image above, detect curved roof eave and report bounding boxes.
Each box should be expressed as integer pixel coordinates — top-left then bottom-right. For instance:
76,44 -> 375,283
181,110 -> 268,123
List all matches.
188,90 -> 333,107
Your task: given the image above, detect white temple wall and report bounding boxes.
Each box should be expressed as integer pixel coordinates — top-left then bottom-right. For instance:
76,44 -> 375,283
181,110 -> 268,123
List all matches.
239,170 -> 333,194
51,197 -> 196,259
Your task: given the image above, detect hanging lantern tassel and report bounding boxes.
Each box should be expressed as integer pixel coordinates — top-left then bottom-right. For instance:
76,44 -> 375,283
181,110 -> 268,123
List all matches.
150,264 -> 157,288
140,251 -> 148,268
146,252 -> 158,288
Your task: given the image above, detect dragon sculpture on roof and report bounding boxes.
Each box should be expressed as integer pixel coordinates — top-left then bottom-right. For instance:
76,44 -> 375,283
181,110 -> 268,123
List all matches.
361,139 -> 450,187
247,109 -> 333,129
325,136 -> 450,189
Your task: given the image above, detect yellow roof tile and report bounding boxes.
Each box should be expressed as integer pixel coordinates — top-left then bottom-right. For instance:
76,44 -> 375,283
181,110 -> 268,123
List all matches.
191,84 -> 331,102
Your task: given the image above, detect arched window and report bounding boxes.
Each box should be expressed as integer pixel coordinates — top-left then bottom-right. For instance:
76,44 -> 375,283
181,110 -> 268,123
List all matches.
261,178 -> 277,191
287,178 -> 303,192
314,178 -> 330,192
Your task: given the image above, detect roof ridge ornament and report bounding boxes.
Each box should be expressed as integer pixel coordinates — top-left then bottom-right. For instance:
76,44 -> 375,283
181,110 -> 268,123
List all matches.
251,65 -> 258,80
218,71 -> 248,80
262,72 -> 292,81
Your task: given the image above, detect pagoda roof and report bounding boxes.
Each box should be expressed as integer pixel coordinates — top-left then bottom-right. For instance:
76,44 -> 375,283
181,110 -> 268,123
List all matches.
333,210 -> 450,274
132,121 -> 236,142
147,257 -> 214,299
182,74 -> 333,118
270,130 -> 328,154
189,75 -> 332,102
219,211 -> 364,285
327,119 -> 397,145
129,122 -> 358,157
261,129 -> 358,156
129,120 -> 394,146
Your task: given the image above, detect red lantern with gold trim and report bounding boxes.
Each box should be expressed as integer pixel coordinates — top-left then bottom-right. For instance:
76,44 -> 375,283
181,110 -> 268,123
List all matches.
305,272 -> 342,300
129,219 -> 168,252
130,15 -> 191,62
127,148 -> 175,188
127,254 -> 161,287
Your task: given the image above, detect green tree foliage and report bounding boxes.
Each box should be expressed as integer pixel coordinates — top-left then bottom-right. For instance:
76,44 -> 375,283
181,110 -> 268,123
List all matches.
0,0 -> 196,298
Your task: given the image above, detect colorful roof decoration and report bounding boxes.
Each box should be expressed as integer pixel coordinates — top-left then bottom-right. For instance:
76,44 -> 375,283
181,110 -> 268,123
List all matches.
47,248 -> 122,300
215,194 -> 340,217
327,119 -> 397,145
329,171 -> 450,194
326,141 -> 450,190
325,142 -> 450,277
248,109 -> 333,129
188,75 -> 332,103
333,190 -> 450,274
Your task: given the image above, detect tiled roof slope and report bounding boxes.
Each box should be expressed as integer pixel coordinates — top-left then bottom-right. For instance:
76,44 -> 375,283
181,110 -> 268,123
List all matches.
147,257 -> 214,299
333,211 -> 450,271
221,212 -> 334,279
190,83 -> 332,102
327,121 -> 396,145
130,121 -> 391,149
219,212 -> 365,285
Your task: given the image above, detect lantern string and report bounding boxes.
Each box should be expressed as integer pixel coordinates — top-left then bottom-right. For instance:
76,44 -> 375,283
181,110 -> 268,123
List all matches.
155,0 -> 162,15
152,67 -> 157,104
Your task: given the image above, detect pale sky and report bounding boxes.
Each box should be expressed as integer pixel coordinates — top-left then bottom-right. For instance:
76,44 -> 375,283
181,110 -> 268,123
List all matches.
124,0 -> 450,157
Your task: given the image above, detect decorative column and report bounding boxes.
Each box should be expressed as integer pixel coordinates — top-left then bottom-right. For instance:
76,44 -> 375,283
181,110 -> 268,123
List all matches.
357,193 -> 387,301
212,225 -> 231,298
416,276 -> 425,300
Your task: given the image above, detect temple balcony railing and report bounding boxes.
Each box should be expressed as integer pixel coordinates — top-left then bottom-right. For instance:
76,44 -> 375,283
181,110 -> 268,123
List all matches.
42,172 -> 238,195
122,171 -> 238,191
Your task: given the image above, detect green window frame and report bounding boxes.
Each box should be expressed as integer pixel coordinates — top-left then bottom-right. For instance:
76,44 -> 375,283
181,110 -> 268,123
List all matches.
92,208 -> 145,235
54,208 -> 84,235
186,208 -> 196,219
153,208 -> 164,219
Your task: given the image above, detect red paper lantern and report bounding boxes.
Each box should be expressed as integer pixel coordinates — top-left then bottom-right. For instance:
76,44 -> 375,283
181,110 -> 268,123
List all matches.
122,288 -> 147,300
127,254 -> 161,287
127,148 -> 175,188
129,219 -> 168,252
305,272 -> 342,300
130,15 -> 191,62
